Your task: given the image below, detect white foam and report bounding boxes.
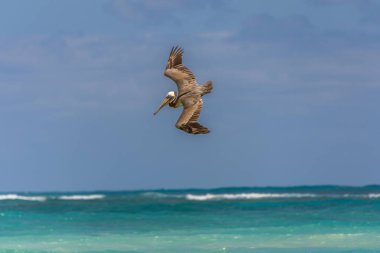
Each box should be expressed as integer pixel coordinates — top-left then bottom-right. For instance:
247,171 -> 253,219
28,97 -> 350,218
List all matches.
186,193 -> 317,201
368,193 -> 380,198
58,194 -> 105,200
0,194 -> 46,202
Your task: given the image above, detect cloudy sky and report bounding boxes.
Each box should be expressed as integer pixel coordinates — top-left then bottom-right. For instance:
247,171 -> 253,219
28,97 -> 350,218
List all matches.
0,0 -> 379,191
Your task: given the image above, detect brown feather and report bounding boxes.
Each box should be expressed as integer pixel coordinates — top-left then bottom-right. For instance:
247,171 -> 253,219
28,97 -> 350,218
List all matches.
161,46 -> 212,135
175,98 -> 209,135
165,46 -> 183,69
164,46 -> 198,95
189,99 -> 203,123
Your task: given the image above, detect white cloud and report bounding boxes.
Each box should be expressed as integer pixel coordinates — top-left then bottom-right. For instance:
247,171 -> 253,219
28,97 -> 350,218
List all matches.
0,35 -> 163,117
1,10 -> 380,119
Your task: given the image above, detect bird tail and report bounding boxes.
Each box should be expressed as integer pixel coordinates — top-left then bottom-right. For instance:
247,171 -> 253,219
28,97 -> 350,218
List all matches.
200,81 -> 213,95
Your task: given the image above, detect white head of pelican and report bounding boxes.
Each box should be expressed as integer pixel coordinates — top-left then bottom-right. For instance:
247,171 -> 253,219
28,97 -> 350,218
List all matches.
153,91 -> 177,115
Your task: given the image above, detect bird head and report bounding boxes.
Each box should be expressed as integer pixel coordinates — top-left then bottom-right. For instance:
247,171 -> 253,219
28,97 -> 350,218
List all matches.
153,91 -> 176,115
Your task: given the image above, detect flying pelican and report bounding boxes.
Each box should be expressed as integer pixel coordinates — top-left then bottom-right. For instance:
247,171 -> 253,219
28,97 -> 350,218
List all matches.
154,46 -> 213,134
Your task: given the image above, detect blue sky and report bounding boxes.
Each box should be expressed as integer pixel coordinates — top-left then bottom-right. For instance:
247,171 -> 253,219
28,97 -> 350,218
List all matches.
0,0 -> 379,191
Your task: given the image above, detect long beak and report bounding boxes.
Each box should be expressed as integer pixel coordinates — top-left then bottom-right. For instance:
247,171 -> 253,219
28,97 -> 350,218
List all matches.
153,97 -> 170,115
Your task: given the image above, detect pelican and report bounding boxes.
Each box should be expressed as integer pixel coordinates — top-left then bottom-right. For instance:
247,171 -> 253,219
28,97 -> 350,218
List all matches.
154,46 -> 213,134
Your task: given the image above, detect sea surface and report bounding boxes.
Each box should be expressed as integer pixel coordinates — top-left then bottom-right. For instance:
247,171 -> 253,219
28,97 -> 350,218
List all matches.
1,186 -> 380,253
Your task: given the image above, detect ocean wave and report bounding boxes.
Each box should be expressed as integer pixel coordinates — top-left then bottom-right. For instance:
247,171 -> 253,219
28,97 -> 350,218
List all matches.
340,193 -> 380,199
140,192 -> 184,199
57,194 -> 105,200
0,194 -> 46,202
185,193 -> 317,201
141,192 -> 173,198
2,192 -> 380,202
185,192 -> 380,201
0,194 -> 105,201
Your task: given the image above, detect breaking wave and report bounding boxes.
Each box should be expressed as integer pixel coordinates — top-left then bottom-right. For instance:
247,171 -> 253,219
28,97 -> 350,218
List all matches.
57,194 -> 105,200
0,194 -> 104,201
0,194 -> 47,202
185,193 -> 380,201
2,191 -> 380,202
185,193 -> 317,201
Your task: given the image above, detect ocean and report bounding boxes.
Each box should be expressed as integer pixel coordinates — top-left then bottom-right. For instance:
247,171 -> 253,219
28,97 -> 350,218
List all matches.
1,186 -> 380,253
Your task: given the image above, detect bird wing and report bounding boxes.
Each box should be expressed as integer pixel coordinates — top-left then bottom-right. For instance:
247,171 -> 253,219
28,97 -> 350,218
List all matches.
164,46 -> 198,95
176,97 -> 209,134
189,99 -> 203,123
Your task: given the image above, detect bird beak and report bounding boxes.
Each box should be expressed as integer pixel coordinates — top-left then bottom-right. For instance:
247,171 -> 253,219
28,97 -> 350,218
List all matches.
153,97 -> 170,115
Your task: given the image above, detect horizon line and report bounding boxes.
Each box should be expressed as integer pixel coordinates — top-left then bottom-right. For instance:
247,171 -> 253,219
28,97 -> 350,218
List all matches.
1,184 -> 380,194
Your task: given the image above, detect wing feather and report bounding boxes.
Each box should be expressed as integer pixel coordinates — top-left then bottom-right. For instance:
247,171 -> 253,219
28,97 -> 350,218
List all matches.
165,46 -> 183,69
189,99 -> 203,123
164,46 -> 198,94
176,99 -> 199,127
176,97 -> 209,134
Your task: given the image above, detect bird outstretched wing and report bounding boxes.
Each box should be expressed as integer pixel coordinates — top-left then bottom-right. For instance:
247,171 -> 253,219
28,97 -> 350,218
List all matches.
164,46 -> 198,95
165,46 -> 183,70
176,98 -> 209,135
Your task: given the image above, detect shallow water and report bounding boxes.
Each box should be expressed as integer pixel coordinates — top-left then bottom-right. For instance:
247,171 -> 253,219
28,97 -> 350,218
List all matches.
1,186 -> 380,252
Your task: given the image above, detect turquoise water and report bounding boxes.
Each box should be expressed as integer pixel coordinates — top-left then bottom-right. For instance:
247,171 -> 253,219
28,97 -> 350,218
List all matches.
1,186 -> 380,252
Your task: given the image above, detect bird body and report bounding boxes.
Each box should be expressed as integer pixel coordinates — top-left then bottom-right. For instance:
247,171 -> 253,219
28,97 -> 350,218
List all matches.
154,47 -> 213,134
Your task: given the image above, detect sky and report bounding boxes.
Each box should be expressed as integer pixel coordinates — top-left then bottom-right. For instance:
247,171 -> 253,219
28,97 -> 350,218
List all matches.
0,0 -> 379,192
